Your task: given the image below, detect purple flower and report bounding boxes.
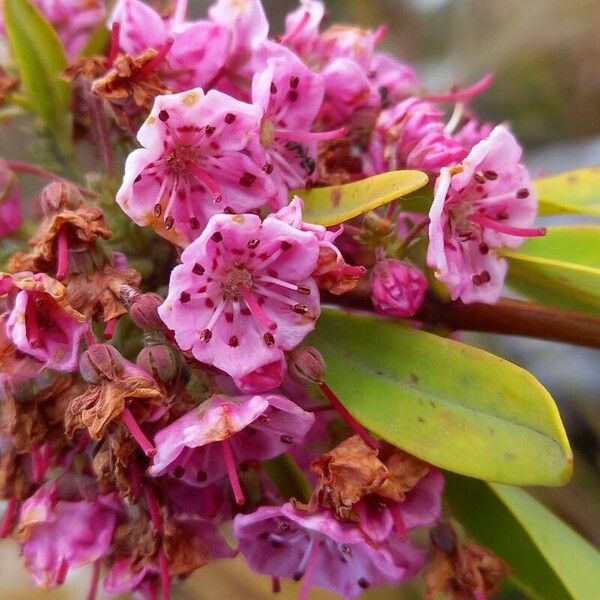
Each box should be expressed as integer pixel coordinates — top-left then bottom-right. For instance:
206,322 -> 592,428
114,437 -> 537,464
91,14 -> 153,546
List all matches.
234,502 -> 425,598
149,393 -> 315,504
371,259 -> 427,318
1,273 -> 88,372
17,479 -> 119,588
157,211 -> 321,389
427,125 -> 544,304
116,88 -> 274,247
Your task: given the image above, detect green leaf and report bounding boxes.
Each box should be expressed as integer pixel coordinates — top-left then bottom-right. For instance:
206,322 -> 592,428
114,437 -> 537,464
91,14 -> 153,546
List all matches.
535,168 -> 600,216
293,170 -> 429,226
3,0 -> 69,134
78,24 -> 110,58
309,308 -> 572,485
445,474 -> 600,600
504,225 -> 600,315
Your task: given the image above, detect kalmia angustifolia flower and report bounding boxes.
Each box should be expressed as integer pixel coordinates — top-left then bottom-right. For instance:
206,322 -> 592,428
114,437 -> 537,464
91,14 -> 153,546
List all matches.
0,0 -> 553,598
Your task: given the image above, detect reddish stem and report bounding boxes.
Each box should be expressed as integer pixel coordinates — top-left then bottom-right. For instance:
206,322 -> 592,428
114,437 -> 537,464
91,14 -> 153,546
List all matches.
87,561 -> 101,600
158,550 -> 171,600
0,497 -> 18,538
221,438 -> 245,506
318,382 -> 379,449
144,485 -> 170,600
55,225 -> 69,281
122,407 -> 155,457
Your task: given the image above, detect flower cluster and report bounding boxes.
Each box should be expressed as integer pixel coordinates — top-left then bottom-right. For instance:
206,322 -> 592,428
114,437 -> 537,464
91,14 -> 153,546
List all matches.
0,0 -> 549,598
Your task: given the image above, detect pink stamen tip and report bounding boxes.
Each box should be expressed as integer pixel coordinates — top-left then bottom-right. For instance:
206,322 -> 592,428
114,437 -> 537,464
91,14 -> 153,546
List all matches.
425,72 -> 495,103
272,576 -> 281,593
221,438 -> 245,506
388,502 -> 407,539
0,497 -> 18,538
469,214 -> 546,238
158,549 -> 171,600
238,285 -> 277,332
102,317 -> 118,340
107,22 -> 121,67
191,166 -> 223,203
136,37 -> 174,79
275,126 -> 348,142
474,590 -> 487,600
55,225 -> 69,281
122,407 -> 156,457
86,561 -> 101,600
318,382 -> 379,450
373,24 -> 389,45
84,328 -> 97,348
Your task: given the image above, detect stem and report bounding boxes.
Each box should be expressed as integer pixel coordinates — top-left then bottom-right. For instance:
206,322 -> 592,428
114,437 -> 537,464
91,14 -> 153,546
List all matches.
158,550 -> 171,600
144,485 -> 170,600
272,577 -> 281,593
0,498 -> 18,538
221,438 -> 245,505
398,216 -> 430,252
318,382 -> 379,449
326,291 -> 600,349
122,407 -> 156,457
87,561 -> 101,600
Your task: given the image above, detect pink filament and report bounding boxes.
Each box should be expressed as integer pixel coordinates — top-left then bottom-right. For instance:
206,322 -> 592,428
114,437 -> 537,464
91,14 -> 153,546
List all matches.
102,317 -> 118,340
425,73 -> 495,103
86,561 -> 101,600
275,126 -> 348,142
221,438 -> 245,506
0,497 -> 18,538
297,540 -> 320,600
25,299 -> 42,349
55,225 -> 69,281
144,486 -> 170,600
238,285 -> 277,331
469,214 -> 546,238
318,382 -> 379,449
158,550 -> 171,600
191,166 -> 223,202
388,502 -> 407,539
474,590 -> 487,600
122,407 -> 156,457
135,37 -> 174,80
279,9 -> 311,44
107,22 -> 121,67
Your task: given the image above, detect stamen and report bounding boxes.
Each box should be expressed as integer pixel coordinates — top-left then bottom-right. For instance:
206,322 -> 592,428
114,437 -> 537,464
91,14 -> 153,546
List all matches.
56,557 -> 69,584
144,484 -> 170,600
55,225 -> 69,281
274,126 -> 348,142
272,576 -> 281,593
122,407 -> 156,457
318,382 -> 379,449
158,550 -> 171,600
424,73 -> 495,103
474,590 -> 487,600
191,165 -> 223,202
372,24 -> 389,45
102,317 -> 118,340
297,538 -> 320,600
468,214 -> 546,238
134,37 -> 174,80
107,22 -> 121,68
25,298 -> 42,349
221,438 -> 245,505
0,497 -> 18,538
172,0 -> 189,24
86,561 -> 101,600
256,274 -> 308,294
238,285 -> 277,331
388,502 -> 407,539
279,9 -> 311,44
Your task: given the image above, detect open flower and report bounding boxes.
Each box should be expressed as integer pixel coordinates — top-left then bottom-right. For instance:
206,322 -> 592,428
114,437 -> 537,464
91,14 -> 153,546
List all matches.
158,211 -> 321,390
17,479 -> 119,588
1,273 -> 88,372
234,502 -> 425,598
116,88 -> 273,246
427,125 -> 544,304
149,393 -> 315,504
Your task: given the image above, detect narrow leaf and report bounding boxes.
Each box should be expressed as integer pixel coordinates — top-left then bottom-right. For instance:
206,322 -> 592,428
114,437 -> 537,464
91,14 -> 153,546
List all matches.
446,474 -> 600,600
293,170 -> 428,226
309,309 -> 572,485
78,24 -> 110,58
504,225 -> 600,315
535,168 -> 600,216
3,0 -> 69,134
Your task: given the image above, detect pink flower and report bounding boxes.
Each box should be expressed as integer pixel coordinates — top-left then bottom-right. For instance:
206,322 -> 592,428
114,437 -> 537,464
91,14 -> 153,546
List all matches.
158,211 -> 321,389
371,259 -> 427,318
17,480 -> 119,588
0,159 -> 22,236
234,503 -> 425,598
116,88 -> 274,247
110,0 -> 229,91
368,52 -> 420,105
367,97 -> 467,176
427,125 -> 544,304
149,393 -> 315,503
281,0 -> 324,60
1,273 -> 88,372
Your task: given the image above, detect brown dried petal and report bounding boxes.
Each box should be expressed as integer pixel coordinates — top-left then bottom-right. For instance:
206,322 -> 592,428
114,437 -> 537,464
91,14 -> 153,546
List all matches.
92,429 -> 138,498
0,450 -> 32,500
0,66 -> 19,103
63,56 -> 108,82
163,520 -> 211,576
376,445 -> 432,502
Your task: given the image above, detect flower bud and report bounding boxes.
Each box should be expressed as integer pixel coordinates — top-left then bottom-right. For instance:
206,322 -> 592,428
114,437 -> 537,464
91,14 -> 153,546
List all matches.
136,344 -> 178,383
371,259 -> 427,318
288,346 -> 325,384
129,292 -> 164,330
40,181 -> 82,214
79,343 -> 125,384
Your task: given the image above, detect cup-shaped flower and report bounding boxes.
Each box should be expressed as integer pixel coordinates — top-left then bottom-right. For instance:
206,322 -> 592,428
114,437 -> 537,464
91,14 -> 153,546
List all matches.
427,125 -> 543,304
158,212 -> 321,389
234,502 -> 425,598
371,259 -> 427,318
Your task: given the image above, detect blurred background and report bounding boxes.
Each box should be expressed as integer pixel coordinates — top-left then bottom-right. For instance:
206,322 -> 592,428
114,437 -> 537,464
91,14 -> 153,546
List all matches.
1,0 -> 599,598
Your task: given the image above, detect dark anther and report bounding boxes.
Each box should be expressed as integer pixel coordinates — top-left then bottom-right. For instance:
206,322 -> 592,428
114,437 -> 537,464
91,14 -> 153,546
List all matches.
179,291 -> 191,303
158,110 -> 169,122
211,231 -> 223,242
224,112 -> 236,124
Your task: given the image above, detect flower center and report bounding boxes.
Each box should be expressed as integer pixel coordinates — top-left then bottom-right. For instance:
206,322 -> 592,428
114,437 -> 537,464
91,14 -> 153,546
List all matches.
260,119 -> 275,148
164,145 -> 200,174
221,265 -> 253,300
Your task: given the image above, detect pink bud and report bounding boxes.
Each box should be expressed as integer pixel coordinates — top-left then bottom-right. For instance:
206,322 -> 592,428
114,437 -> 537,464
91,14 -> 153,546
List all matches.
136,345 -> 178,383
129,293 -> 164,330
288,346 -> 325,384
371,259 -> 427,318
40,181 -> 82,214
79,344 -> 125,383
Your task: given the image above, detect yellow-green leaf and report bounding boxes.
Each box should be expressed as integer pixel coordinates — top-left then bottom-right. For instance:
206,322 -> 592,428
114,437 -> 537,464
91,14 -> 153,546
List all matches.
78,24 -> 110,58
446,474 -> 600,600
293,170 -> 428,226
535,168 -> 600,216
309,308 -> 572,485
504,225 -> 600,315
3,0 -> 69,134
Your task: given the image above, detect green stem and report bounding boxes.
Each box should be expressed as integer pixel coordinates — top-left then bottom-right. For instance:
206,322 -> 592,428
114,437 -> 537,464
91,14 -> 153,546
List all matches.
263,453 -> 312,503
